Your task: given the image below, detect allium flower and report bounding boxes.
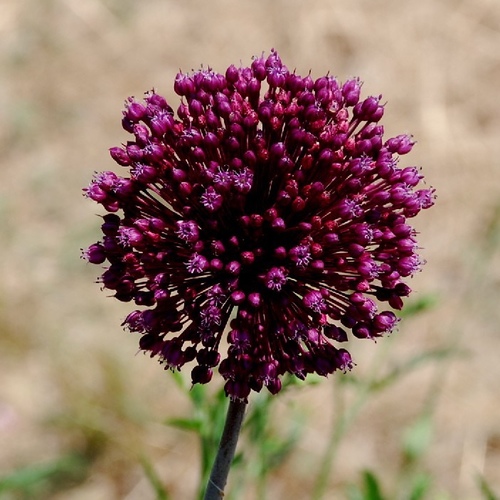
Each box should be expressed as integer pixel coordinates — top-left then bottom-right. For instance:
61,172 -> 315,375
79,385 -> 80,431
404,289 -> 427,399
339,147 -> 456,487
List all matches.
84,50 -> 434,401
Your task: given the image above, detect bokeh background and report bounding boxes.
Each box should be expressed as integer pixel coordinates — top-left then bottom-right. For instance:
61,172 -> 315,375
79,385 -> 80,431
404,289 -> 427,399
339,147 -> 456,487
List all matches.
1,0 -> 500,498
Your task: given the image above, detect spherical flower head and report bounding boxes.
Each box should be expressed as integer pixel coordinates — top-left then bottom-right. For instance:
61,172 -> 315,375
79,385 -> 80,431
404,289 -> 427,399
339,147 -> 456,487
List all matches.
84,49 -> 435,401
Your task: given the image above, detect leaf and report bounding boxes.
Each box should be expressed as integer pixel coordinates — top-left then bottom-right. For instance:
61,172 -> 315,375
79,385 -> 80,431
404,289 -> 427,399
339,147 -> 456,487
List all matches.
165,417 -> 202,433
346,484 -> 365,500
361,470 -> 385,500
140,456 -> 170,500
345,470 -> 386,500
170,369 -> 187,391
188,382 -> 207,408
477,474 -> 500,500
402,415 -> 433,462
0,453 -> 88,493
408,472 -> 432,500
348,470 -> 384,500
399,294 -> 438,318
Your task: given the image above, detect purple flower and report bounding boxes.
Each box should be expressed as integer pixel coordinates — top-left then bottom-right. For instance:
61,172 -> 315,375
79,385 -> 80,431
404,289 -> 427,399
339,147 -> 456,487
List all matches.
84,50 -> 434,401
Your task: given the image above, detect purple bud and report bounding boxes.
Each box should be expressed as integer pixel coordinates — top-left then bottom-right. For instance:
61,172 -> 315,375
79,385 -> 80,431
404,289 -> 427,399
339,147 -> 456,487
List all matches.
386,134 -> 415,155
109,147 -> 131,166
126,101 -> 147,122
225,64 -> 239,84
83,243 -> 106,264
342,78 -> 361,106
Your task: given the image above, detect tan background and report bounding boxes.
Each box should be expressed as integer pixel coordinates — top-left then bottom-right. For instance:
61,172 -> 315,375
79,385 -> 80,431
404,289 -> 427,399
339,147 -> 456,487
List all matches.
1,0 -> 500,498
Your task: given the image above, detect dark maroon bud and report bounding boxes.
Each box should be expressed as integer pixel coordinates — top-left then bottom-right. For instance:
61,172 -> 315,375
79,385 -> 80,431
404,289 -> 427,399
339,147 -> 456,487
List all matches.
247,77 -> 261,96
226,261 -> 241,275
126,101 -> 147,121
225,64 -> 239,84
174,73 -> 195,96
144,144 -> 164,163
126,143 -> 143,161
386,134 -> 414,155
270,141 -> 285,159
251,56 -> 267,80
146,92 -> 168,109
83,243 -> 106,264
230,291 -> 245,304
150,114 -> 170,136
109,147 -> 131,166
113,178 -> 133,198
101,214 -> 120,235
204,132 -> 219,148
196,348 -> 220,367
133,124 -> 150,145
188,99 -> 203,117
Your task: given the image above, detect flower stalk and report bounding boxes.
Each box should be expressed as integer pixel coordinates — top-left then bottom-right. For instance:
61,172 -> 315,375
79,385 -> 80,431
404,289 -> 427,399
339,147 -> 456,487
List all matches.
204,399 -> 247,500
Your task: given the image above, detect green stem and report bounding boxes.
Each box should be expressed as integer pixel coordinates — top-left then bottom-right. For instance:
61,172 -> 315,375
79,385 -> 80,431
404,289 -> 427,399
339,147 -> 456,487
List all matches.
203,399 -> 247,500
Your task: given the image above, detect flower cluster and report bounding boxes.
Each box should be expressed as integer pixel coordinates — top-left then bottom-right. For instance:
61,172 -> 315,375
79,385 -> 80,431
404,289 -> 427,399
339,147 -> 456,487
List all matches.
84,50 -> 434,400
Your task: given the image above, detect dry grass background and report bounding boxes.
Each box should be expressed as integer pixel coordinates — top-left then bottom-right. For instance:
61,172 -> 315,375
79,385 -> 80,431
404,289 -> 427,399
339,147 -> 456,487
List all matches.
1,0 -> 500,498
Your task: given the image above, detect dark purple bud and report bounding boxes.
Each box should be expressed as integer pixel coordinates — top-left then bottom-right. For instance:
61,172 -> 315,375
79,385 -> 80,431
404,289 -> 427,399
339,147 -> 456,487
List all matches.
354,96 -> 382,121
176,220 -> 199,243
342,78 -> 361,106
251,56 -> 267,80
373,311 -> 398,333
186,253 -> 209,274
174,73 -> 195,96
226,261 -> 241,275
191,365 -> 214,384
386,134 -> 415,155
85,183 -> 107,203
225,64 -> 239,84
303,290 -> 326,313
132,164 -> 157,183
126,101 -> 147,122
324,324 -> 348,342
271,217 -> 286,231
109,147 -> 131,166
126,143 -> 143,161
150,113 -> 171,136
336,349 -> 354,371
101,214 -> 120,235
247,292 -> 262,308
133,124 -> 150,145
83,243 -> 106,264
230,291 -> 246,304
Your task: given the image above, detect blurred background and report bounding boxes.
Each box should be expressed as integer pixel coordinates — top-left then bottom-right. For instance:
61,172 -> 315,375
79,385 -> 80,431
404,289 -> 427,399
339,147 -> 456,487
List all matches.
1,0 -> 499,498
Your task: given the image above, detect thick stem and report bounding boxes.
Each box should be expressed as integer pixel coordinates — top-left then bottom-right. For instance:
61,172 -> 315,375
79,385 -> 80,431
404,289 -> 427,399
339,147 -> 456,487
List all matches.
203,399 -> 247,500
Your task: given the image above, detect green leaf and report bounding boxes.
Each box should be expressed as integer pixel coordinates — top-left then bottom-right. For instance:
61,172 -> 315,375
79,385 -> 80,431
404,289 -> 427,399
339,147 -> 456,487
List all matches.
345,470 -> 386,500
399,294 -> 438,318
165,417 -> 202,433
402,415 -> 433,462
346,483 -> 365,500
361,470 -> 385,500
170,369 -> 187,391
477,474 -> 499,500
140,456 -> 170,500
188,382 -> 207,408
0,453 -> 88,493
408,472 -> 432,500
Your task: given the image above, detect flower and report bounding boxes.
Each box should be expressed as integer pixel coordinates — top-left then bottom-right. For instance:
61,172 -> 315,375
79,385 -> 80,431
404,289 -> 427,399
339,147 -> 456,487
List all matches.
84,50 -> 434,401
